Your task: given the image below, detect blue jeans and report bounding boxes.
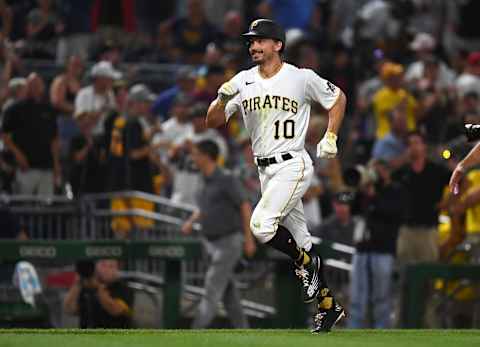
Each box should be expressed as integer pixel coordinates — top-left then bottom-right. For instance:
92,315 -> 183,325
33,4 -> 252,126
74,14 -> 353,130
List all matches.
348,252 -> 394,328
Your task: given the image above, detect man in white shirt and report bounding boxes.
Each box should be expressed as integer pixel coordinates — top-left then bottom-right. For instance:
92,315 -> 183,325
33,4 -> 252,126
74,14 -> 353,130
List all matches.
205,19 -> 347,333
74,61 -> 119,136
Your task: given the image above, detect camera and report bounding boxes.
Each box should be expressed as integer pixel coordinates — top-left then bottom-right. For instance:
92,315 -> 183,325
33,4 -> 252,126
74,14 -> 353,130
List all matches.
465,124 -> 480,142
343,163 -> 379,189
75,260 -> 95,280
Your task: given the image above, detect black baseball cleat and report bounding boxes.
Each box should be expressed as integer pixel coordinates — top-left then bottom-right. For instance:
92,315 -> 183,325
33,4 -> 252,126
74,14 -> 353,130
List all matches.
311,302 -> 346,333
294,255 -> 321,303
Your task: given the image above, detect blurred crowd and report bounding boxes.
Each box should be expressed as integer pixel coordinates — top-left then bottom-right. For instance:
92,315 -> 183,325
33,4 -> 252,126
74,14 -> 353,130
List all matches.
1,0 -> 480,328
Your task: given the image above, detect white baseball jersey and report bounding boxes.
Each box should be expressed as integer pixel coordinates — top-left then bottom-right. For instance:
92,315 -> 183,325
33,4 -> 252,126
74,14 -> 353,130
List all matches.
225,63 -> 339,157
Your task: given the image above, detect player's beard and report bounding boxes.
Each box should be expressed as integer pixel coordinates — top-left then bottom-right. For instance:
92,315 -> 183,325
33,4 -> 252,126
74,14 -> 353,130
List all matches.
250,49 -> 273,65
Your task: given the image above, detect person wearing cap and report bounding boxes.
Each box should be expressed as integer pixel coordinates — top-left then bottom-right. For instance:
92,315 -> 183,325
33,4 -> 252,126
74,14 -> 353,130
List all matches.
348,159 -> 406,329
456,52 -> 480,100
205,18 -> 347,332
74,61 -> 120,136
313,191 -> 357,247
152,66 -> 197,120
169,102 -> 228,206
152,94 -> 194,161
108,84 -> 156,236
1,77 -> 27,114
405,32 -> 456,92
372,62 -> 419,139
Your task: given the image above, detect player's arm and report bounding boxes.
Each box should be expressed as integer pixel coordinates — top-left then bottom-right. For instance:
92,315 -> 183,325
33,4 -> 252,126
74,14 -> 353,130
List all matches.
304,69 -> 346,158
317,90 -> 347,159
326,90 -> 346,136
206,98 -> 228,128
450,142 -> 480,193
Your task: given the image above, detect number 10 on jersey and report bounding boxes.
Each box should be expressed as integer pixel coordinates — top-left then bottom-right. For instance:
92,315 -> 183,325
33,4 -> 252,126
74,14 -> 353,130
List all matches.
274,120 -> 295,139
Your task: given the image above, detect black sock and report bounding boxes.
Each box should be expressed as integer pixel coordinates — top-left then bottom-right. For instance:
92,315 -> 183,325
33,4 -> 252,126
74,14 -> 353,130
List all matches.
266,225 -> 303,261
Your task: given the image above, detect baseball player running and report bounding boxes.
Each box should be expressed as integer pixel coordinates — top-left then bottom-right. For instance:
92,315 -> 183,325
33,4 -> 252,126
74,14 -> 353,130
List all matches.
205,19 -> 346,332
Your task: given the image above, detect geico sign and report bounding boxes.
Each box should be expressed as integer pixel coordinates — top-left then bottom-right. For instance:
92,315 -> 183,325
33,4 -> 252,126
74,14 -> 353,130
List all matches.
19,246 -> 57,258
148,246 -> 185,258
85,246 -> 123,258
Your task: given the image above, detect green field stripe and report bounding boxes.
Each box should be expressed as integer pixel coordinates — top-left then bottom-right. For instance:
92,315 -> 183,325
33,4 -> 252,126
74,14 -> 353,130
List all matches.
0,330 -> 480,347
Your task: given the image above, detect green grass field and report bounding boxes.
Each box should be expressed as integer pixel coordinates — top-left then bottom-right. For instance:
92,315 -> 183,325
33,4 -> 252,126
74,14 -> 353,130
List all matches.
0,329 -> 479,347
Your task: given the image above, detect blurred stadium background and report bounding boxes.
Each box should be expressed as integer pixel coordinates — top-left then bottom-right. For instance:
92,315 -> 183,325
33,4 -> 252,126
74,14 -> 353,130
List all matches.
0,0 -> 480,331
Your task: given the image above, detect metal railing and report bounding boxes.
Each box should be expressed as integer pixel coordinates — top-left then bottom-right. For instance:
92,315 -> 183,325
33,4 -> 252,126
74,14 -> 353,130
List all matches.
2,191 -> 353,326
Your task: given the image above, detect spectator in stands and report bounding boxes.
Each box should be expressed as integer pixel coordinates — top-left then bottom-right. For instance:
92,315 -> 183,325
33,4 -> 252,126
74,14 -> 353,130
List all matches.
93,40 -> 123,68
152,66 -> 197,120
372,62 -> 418,139
1,73 -> 60,195
256,0 -> 317,31
215,10 -> 247,63
182,140 -> 256,329
203,0 -> 243,29
1,77 -> 27,114
0,41 -> 24,100
445,0 -> 480,56
194,65 -> 227,104
394,131 -> 450,265
405,33 -> 455,91
170,0 -> 218,64
68,115 -> 106,197
152,94 -> 193,163
21,0 -> 64,59
74,61 -> 119,136
313,191 -> 357,246
456,52 -> 480,100
50,55 -> 83,117
371,103 -> 409,170
63,259 -> 133,329
108,84 -> 155,236
50,55 -> 84,153
170,102 -> 228,205
348,159 -> 406,329
56,0 -> 94,63
414,56 -> 455,145
0,0 -> 12,40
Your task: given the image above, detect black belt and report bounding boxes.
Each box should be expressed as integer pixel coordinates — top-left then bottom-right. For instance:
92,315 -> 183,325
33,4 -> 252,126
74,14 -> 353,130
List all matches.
256,153 -> 293,167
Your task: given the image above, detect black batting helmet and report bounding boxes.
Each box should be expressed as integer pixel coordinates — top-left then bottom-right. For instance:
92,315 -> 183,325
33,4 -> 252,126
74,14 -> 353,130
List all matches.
242,19 -> 286,52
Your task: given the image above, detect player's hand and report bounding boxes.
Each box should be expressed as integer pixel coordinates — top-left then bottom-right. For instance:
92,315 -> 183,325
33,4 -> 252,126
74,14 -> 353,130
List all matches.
449,163 -> 465,195
317,132 -> 338,159
217,82 -> 239,105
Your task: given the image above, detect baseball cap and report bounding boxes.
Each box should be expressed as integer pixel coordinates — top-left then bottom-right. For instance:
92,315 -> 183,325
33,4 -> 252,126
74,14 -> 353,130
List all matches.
128,84 -> 156,102
8,77 -> 27,89
242,19 -> 285,46
409,32 -> 436,51
90,61 -> 121,80
468,52 -> 480,66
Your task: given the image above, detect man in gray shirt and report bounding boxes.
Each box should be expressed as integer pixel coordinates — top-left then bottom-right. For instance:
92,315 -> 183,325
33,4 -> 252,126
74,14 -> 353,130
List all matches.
182,139 -> 256,328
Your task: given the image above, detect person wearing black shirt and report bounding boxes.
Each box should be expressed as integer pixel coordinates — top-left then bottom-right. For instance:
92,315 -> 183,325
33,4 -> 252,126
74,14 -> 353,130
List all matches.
393,131 -> 450,265
1,73 -> 60,195
69,116 -> 106,196
348,160 -> 406,329
107,84 -> 155,235
63,259 -> 133,329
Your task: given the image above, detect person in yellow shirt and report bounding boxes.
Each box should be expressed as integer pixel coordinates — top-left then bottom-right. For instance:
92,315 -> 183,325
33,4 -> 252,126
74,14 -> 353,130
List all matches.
372,62 -> 418,139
